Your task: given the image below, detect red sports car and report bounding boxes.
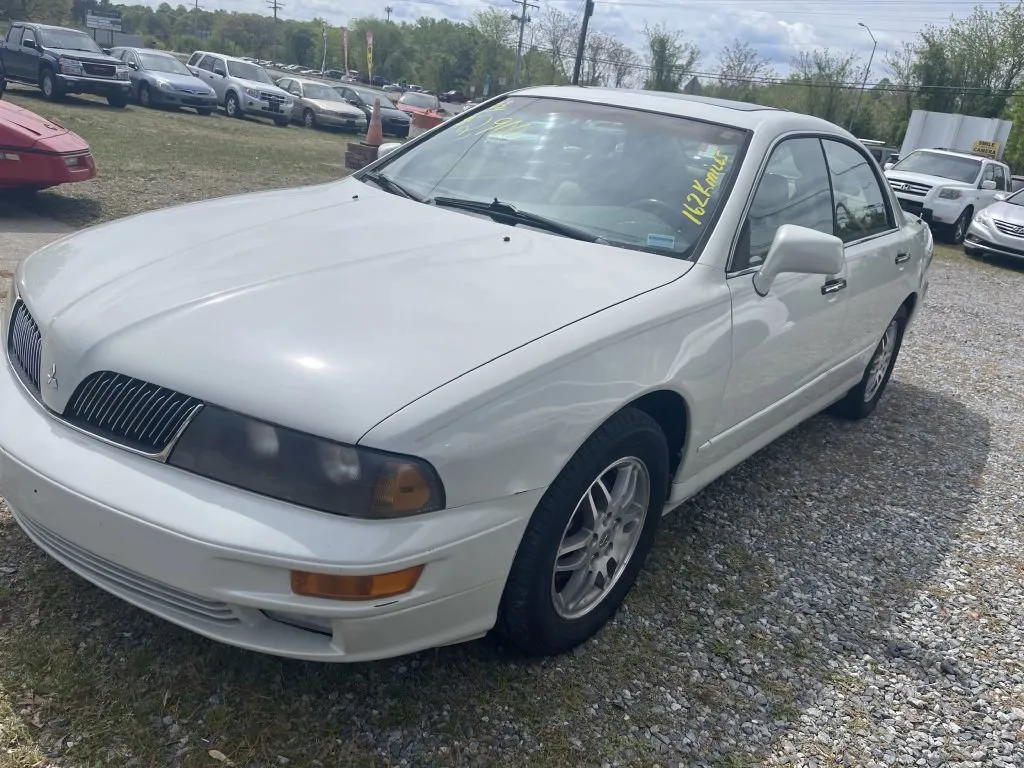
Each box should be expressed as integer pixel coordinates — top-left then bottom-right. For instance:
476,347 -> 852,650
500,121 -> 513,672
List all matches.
0,75 -> 97,190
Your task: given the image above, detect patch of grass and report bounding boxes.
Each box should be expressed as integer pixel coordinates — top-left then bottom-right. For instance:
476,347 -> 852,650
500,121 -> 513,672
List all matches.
4,86 -> 352,228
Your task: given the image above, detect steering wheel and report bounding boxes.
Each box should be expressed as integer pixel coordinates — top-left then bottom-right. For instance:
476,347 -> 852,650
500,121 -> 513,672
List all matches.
626,197 -> 683,225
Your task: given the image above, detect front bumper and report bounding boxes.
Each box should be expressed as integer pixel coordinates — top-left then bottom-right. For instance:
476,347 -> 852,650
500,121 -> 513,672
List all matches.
241,97 -> 291,119
0,149 -> 95,190
0,356 -> 539,662
315,112 -> 367,130
55,74 -> 130,95
964,218 -> 1024,260
894,194 -> 965,226
153,89 -> 217,109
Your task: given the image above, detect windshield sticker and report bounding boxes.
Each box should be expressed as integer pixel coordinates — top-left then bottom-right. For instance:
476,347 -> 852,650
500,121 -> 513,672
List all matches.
646,233 -> 676,249
682,149 -> 730,226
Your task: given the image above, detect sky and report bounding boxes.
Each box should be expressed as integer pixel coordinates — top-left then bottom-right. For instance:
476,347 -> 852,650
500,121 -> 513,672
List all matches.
176,0 -> 1010,79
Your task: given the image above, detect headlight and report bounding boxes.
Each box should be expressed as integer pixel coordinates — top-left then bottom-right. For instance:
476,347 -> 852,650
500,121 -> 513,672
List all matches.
284,99 -> 294,109
115,66 -> 130,81
938,188 -> 962,200
245,87 -> 262,98
168,406 -> 445,519
974,210 -> 991,224
157,80 -> 174,91
59,57 -> 84,75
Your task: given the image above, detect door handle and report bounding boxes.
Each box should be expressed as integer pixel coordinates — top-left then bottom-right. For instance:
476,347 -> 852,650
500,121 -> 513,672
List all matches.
821,277 -> 847,295
895,252 -> 911,264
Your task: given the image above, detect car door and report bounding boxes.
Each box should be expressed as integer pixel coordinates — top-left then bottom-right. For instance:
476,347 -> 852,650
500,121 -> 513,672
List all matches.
6,26 -> 34,80
820,138 -> 914,362
286,80 -> 303,119
122,50 -> 143,94
977,163 -> 1000,210
709,136 -> 850,461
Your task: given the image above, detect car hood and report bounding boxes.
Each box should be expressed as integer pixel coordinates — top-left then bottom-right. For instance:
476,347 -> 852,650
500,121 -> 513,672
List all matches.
48,47 -> 122,65
0,100 -> 70,145
147,71 -> 213,92
238,78 -> 287,96
885,170 -> 974,188
980,199 -> 1024,224
307,98 -> 364,117
18,178 -> 689,444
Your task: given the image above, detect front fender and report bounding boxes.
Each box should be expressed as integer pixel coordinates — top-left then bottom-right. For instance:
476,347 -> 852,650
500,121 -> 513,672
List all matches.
359,265 -> 734,510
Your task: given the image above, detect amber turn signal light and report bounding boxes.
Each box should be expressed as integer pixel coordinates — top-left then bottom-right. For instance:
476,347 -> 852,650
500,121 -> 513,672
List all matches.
290,565 -> 424,601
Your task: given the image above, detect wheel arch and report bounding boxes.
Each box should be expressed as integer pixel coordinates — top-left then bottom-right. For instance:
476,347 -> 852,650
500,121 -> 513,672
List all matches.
622,389 -> 689,494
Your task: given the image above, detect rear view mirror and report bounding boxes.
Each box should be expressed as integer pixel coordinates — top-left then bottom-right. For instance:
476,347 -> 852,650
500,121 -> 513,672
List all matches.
753,224 -> 845,296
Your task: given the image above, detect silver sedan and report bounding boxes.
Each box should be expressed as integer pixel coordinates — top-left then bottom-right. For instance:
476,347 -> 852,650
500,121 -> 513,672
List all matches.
277,76 -> 367,131
964,188 -> 1024,261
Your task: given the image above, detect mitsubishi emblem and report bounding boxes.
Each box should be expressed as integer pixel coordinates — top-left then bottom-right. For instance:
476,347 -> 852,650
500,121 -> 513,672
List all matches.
46,363 -> 58,390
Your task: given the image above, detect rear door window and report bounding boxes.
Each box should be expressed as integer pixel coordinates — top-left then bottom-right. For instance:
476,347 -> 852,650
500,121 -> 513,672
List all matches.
7,27 -> 23,46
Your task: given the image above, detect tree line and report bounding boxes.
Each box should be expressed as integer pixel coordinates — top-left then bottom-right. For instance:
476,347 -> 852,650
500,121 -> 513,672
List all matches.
5,0 -> 1024,170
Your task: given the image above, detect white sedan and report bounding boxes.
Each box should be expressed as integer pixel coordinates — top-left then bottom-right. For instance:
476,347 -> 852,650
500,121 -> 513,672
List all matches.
0,86 -> 933,662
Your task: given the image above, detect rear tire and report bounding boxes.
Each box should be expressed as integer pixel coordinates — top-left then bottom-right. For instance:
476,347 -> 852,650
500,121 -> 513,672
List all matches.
107,92 -> 128,108
40,68 -> 61,101
829,305 -> 908,420
497,407 -> 669,655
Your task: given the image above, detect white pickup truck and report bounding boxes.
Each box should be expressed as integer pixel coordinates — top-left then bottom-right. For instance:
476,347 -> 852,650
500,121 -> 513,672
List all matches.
884,148 -> 1012,243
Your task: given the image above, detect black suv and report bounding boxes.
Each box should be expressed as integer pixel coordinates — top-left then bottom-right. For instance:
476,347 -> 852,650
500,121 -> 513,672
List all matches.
0,22 -> 131,107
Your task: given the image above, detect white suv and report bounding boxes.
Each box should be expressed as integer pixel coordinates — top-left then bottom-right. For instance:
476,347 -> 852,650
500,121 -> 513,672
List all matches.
884,149 -> 1012,243
186,50 -> 293,125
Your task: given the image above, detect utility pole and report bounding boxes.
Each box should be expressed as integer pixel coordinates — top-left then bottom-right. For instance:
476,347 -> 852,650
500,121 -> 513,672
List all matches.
571,0 -> 594,86
193,0 -> 201,38
267,0 -> 283,61
511,0 -> 538,88
849,21 -> 877,132
385,5 -> 393,21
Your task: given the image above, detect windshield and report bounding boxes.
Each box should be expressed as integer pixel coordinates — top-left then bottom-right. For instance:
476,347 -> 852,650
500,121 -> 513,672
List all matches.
302,82 -> 341,100
374,96 -> 747,258
353,87 -> 396,108
892,151 -> 982,184
226,60 -> 274,84
38,29 -> 104,53
402,92 -> 439,109
138,52 -> 191,75
1004,188 -> 1024,206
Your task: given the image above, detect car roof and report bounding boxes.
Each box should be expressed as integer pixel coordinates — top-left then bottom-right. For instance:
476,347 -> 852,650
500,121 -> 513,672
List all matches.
289,77 -> 335,86
911,147 -> 1002,162
510,85 -> 849,135
192,50 -> 258,64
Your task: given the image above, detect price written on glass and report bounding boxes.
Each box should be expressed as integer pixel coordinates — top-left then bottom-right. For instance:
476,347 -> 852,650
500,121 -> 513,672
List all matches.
682,150 -> 730,226
453,100 -> 531,140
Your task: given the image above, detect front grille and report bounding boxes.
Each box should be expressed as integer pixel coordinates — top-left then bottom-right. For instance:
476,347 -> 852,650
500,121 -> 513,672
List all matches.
63,372 -> 203,455
899,199 -> 924,215
14,510 -> 239,625
7,300 -> 42,394
261,92 -> 285,103
993,219 -> 1024,239
82,62 -> 116,78
889,180 -> 931,197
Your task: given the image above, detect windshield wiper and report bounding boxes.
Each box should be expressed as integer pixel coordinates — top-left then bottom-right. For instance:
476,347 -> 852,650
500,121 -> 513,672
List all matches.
360,171 -> 423,201
429,196 -> 604,244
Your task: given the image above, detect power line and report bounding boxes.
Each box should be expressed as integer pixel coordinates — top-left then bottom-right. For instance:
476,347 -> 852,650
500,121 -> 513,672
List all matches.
512,0 -> 539,88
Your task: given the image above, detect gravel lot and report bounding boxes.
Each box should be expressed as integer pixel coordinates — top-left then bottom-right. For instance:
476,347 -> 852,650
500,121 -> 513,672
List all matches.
0,246 -> 1022,767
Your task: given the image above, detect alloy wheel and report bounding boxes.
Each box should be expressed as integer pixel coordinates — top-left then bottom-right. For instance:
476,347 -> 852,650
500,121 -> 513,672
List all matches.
864,319 -> 899,403
550,457 -> 651,620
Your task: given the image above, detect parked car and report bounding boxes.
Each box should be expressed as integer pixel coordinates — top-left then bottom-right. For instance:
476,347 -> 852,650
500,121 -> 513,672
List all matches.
109,47 -> 216,114
884,148 -> 1013,243
276,76 -> 367,131
0,86 -> 932,663
1011,174 -> 1024,193
333,84 -> 410,137
396,90 -> 445,120
963,186 -> 1024,261
442,89 -> 469,104
186,50 -> 292,125
0,22 -> 131,107
0,69 -> 96,189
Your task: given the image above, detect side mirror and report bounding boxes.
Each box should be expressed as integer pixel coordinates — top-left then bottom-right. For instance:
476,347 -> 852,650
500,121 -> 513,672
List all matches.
347,98 -> 359,105
752,224 -> 845,297
994,192 -> 1008,201
883,162 -> 894,171
23,38 -> 36,49
981,179 -> 997,190
128,61 -> 138,70
377,142 -> 402,159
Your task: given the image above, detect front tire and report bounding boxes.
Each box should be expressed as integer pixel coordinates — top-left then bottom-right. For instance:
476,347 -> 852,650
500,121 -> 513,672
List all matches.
225,92 -> 241,118
302,108 -> 316,128
497,407 -> 669,655
196,107 -> 212,116
138,82 -> 152,108
949,207 -> 972,244
39,68 -> 61,101
829,305 -> 908,420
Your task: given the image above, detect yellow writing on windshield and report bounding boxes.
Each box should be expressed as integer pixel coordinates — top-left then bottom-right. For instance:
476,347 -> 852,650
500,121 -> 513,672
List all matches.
682,149 -> 730,226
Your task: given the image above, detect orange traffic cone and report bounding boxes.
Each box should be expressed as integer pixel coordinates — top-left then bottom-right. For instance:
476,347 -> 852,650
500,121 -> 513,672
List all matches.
365,98 -> 383,148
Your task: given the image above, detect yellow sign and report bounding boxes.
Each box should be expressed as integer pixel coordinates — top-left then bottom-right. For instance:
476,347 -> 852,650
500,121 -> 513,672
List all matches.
682,149 -> 730,226
972,140 -> 999,158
